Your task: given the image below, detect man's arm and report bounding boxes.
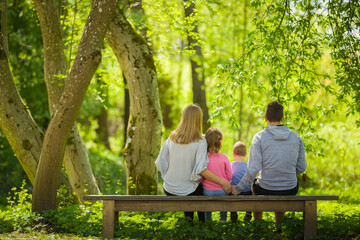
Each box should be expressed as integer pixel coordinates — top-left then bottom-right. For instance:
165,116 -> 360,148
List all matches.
232,185 -> 240,195
296,138 -> 307,175
200,169 -> 231,194
235,134 -> 262,192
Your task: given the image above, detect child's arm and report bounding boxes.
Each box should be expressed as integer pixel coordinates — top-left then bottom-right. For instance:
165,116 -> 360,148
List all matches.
235,135 -> 262,193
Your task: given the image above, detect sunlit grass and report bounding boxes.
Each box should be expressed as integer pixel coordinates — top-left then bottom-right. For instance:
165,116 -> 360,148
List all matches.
1,185 -> 359,239
0,232 -> 99,239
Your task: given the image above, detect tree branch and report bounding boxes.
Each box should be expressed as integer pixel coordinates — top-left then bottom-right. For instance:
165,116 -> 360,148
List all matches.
32,0 -> 119,212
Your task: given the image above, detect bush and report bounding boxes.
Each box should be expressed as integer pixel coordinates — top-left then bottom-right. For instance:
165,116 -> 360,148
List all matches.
0,180 -> 41,233
1,185 -> 360,239
41,186 -> 103,237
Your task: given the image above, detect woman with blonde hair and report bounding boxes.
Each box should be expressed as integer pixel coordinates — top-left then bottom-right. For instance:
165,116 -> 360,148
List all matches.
155,104 -> 231,223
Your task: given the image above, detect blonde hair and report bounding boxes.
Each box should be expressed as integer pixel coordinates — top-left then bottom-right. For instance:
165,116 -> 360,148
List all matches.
205,128 -> 223,153
169,104 -> 203,144
233,141 -> 246,156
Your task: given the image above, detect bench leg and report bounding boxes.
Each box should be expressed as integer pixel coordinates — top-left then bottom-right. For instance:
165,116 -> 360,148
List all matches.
303,201 -> 317,240
103,200 -> 115,239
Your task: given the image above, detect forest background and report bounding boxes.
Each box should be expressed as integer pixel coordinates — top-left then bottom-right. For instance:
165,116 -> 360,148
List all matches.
0,0 -> 359,238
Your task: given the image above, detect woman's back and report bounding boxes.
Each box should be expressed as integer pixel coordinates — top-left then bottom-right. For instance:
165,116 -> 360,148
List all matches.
155,137 -> 209,196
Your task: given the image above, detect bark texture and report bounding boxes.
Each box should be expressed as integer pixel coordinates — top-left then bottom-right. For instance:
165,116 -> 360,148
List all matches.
34,0 -> 100,202
1,0 -> 8,55
0,36 -> 73,192
184,0 -> 210,131
107,11 -> 162,195
32,0 -> 119,212
123,74 -> 130,148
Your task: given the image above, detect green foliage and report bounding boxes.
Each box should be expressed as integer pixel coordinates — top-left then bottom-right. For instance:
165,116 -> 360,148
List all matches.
7,0 -> 48,128
61,0 -> 90,69
1,3 -> 360,240
86,144 -> 126,195
301,116 -> 360,191
0,180 -> 41,233
0,137 -> 29,206
316,201 -> 360,240
327,0 -> 360,121
0,232 -> 97,239
212,0 -> 333,131
211,0 -> 360,130
205,0 -> 360,194
36,185 -> 102,236
1,185 -> 360,239
42,202 -> 103,237
0,0 -> 46,204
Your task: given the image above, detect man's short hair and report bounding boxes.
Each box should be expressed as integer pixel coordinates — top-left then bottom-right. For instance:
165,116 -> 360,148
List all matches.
265,101 -> 284,122
233,141 -> 246,156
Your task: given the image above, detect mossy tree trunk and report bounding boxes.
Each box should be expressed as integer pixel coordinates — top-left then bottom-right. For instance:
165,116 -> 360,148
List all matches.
123,74 -> 130,148
33,0 -> 100,202
32,0 -> 119,212
107,11 -> 162,195
0,35 -> 73,193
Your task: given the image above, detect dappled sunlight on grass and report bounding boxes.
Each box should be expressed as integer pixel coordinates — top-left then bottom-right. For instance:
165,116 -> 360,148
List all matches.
0,184 -> 359,239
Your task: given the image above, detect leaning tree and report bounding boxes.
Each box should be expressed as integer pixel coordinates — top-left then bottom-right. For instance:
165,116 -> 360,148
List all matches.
1,0 -> 163,212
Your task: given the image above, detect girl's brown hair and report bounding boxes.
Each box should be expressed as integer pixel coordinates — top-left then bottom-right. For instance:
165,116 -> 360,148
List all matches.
205,128 -> 223,153
169,104 -> 203,144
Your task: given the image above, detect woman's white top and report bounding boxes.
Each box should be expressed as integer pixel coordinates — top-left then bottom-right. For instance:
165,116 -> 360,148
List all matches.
155,137 -> 209,196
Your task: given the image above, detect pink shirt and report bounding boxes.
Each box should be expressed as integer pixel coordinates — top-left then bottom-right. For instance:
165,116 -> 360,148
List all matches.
202,152 -> 232,191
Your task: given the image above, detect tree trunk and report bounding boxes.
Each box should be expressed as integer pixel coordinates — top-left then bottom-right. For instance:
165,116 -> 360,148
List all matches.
1,0 -> 8,55
96,107 -> 110,148
123,73 -> 130,148
33,0 -> 100,201
184,0 -> 210,132
94,78 -> 110,148
0,36 -> 73,192
32,0 -> 119,212
107,11 -> 162,195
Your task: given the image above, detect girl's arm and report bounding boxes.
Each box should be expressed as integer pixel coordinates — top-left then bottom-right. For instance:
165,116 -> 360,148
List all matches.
200,169 -> 231,194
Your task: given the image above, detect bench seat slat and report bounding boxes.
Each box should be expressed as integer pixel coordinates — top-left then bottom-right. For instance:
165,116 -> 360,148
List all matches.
115,200 -> 306,212
83,195 -> 339,201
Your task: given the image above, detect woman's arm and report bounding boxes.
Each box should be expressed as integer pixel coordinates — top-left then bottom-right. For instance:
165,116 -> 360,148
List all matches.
200,169 -> 231,194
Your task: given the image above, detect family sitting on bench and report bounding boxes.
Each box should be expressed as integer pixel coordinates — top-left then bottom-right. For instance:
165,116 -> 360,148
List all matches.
155,101 -> 307,228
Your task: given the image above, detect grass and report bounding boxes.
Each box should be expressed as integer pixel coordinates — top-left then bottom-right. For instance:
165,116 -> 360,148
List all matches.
0,184 -> 360,239
0,232 -> 100,239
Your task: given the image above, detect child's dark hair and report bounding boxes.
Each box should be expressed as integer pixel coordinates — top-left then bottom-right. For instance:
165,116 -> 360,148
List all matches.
205,128 -> 223,153
233,141 -> 246,156
265,101 -> 284,122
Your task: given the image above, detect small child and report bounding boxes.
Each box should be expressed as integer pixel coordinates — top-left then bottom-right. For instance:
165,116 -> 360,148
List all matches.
230,141 -> 252,222
203,128 -> 232,223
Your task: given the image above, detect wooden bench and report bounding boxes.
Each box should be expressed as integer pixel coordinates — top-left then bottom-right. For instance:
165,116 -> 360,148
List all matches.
83,195 -> 338,240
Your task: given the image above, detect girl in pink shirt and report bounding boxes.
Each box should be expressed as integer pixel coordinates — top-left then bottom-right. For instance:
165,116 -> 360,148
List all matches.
203,128 -> 232,222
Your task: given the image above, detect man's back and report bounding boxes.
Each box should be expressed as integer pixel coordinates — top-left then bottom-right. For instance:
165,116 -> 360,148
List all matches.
255,125 -> 307,190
